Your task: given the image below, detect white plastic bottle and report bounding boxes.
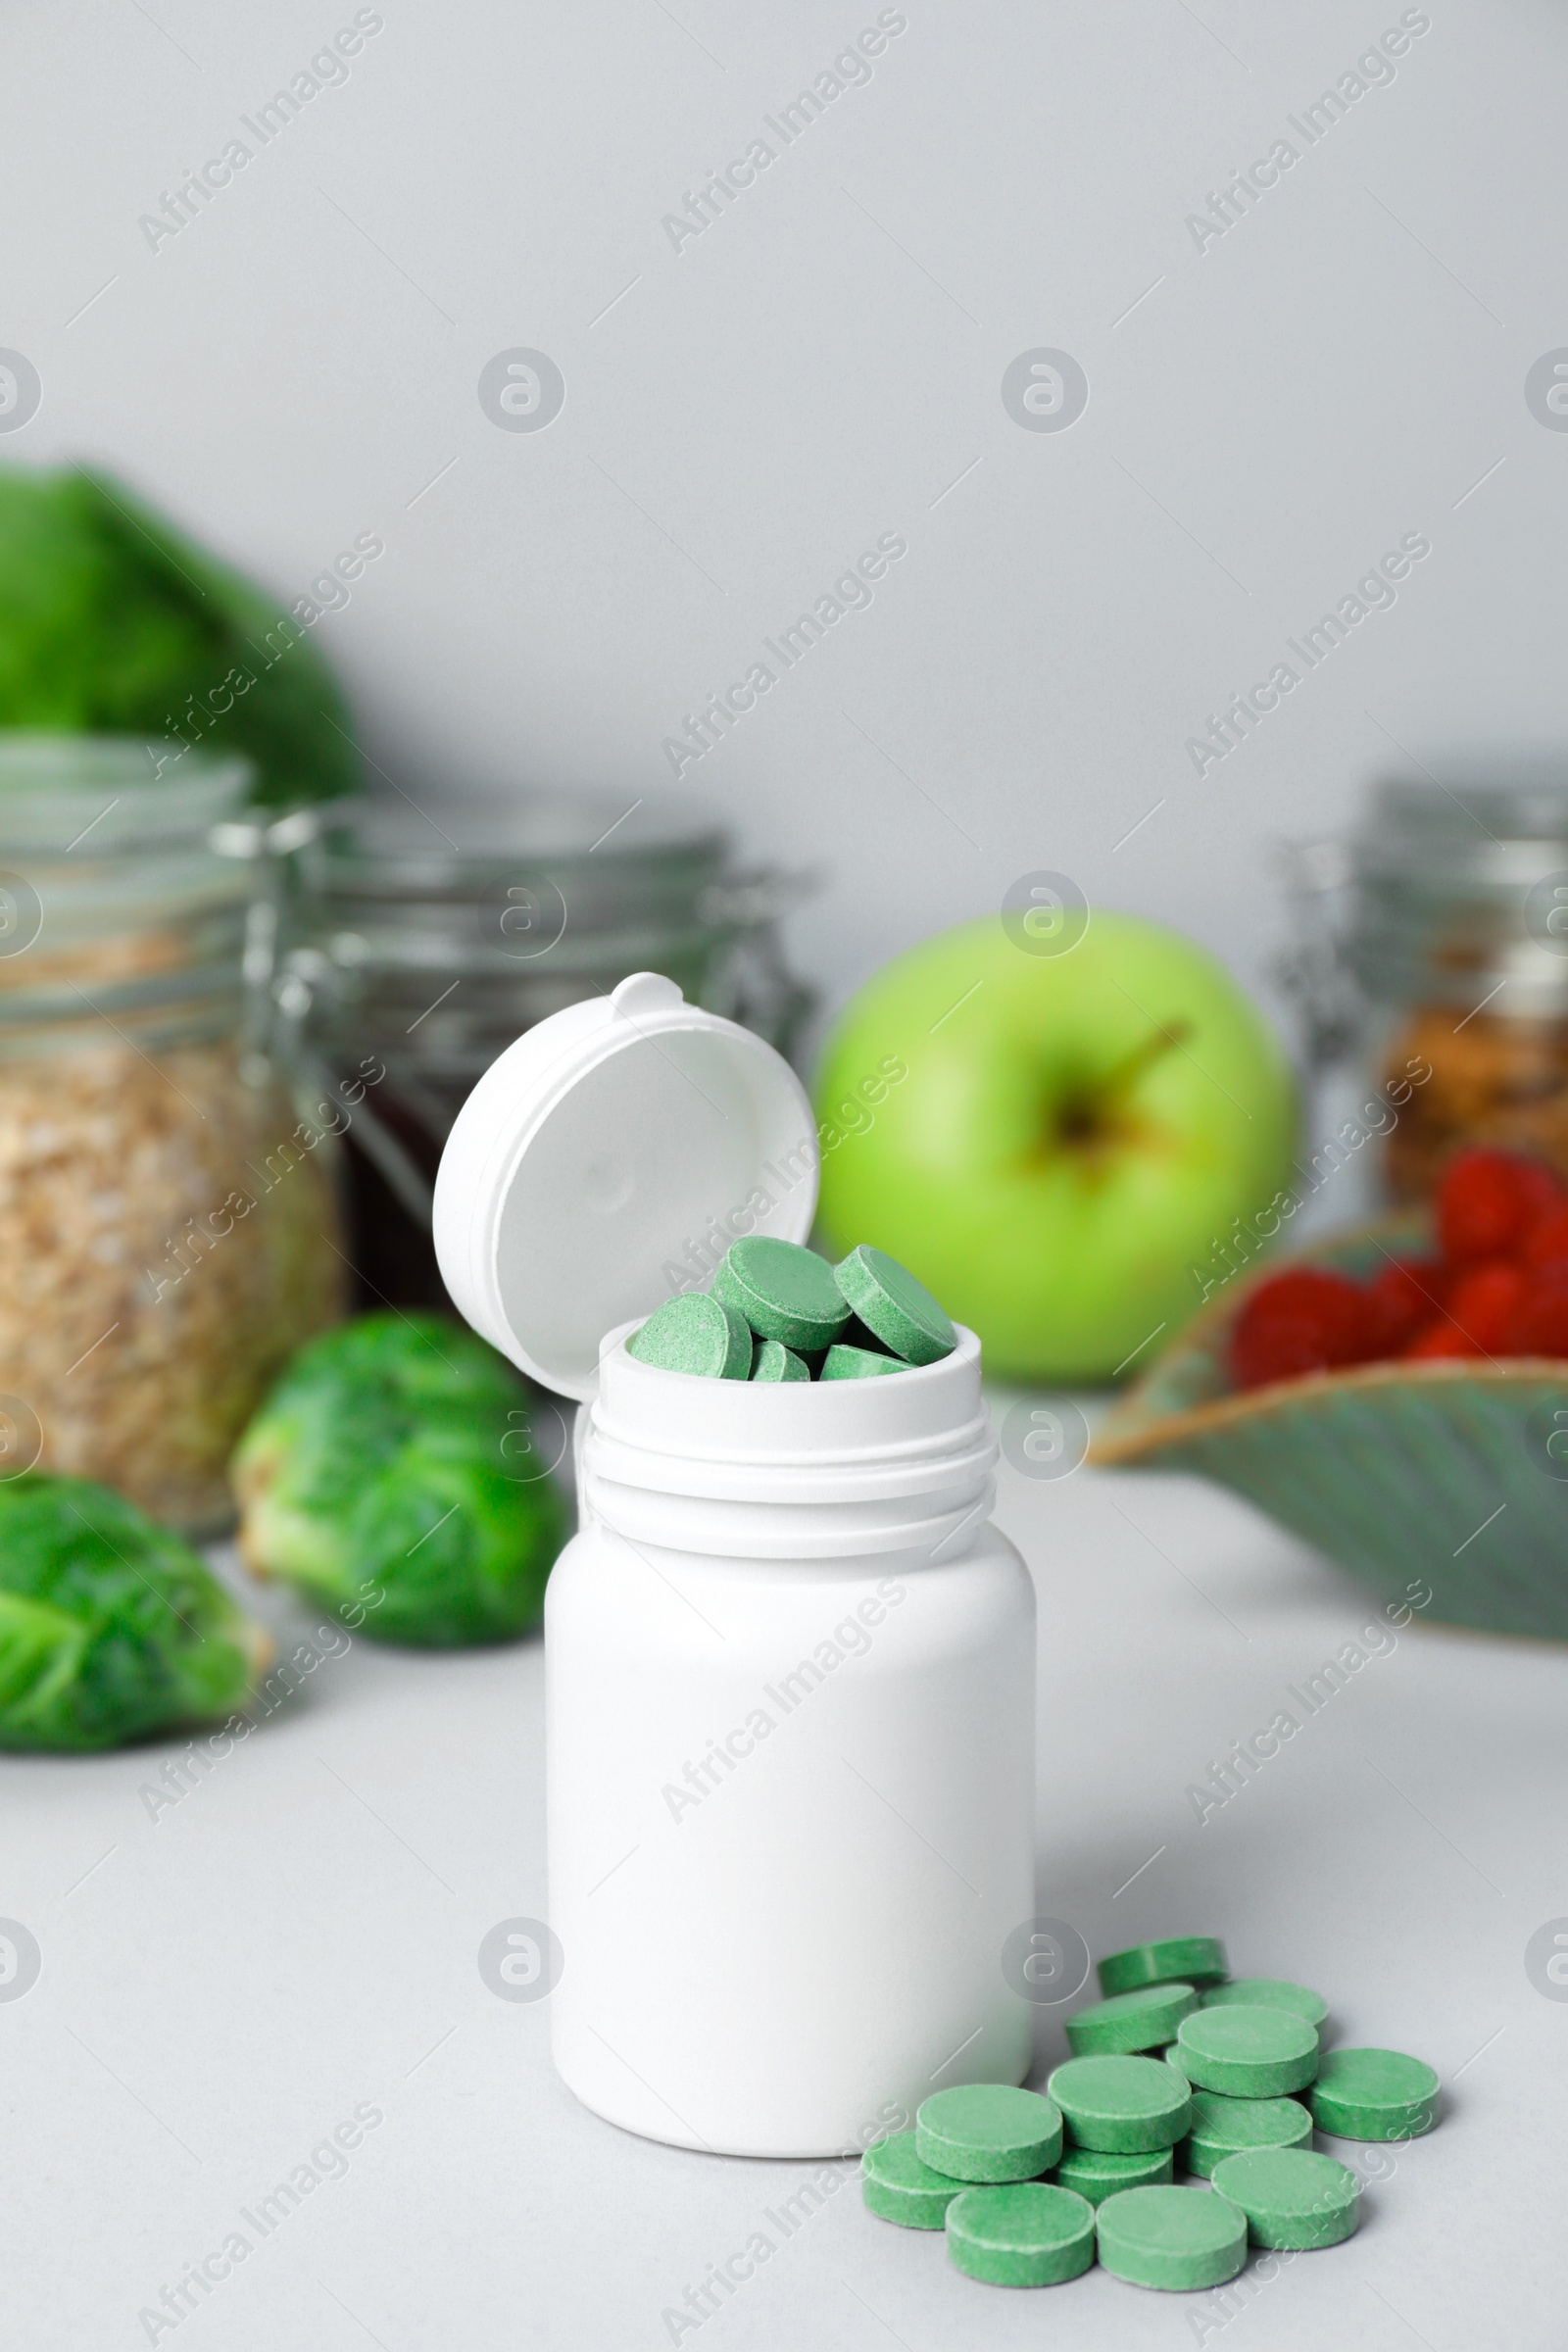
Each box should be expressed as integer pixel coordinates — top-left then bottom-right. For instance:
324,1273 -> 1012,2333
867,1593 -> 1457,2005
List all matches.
435,973 -> 1036,2157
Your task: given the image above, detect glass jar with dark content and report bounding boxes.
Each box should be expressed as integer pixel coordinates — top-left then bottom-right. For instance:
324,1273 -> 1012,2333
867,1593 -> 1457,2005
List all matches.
0,737 -> 346,1532
277,792 -> 811,1309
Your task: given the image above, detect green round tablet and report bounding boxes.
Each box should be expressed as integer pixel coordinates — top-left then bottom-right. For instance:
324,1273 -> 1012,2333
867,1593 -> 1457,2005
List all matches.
946,2182 -> 1096,2286
860,2132 -> 965,2229
750,1338 -> 809,1382
1183,2090 -> 1313,2179
1308,2048 -> 1440,2141
820,1344 -> 905,1380
1210,2147 -> 1360,2249
1098,1936 -> 1228,1997
1175,2006 -> 1318,2097
1054,2145 -> 1173,2205
833,1244 -> 956,1366
915,2084 -> 1062,2182
714,1238 -> 851,1350
1201,1977 -> 1329,2030
1096,2184 -> 1247,2291
1065,1983 -> 1198,2057
838,1314 -> 897,1356
1047,2056 -> 1192,2153
626,1293 -> 751,1379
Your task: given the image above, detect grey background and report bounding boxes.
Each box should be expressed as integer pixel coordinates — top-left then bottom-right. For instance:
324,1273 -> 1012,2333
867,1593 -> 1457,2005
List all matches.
6,4 -> 1565,2342
3,1435 -> 1556,2347
5,0 -> 1564,1043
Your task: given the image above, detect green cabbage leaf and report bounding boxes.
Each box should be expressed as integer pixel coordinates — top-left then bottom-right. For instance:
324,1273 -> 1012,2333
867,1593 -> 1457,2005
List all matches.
0,463 -> 359,804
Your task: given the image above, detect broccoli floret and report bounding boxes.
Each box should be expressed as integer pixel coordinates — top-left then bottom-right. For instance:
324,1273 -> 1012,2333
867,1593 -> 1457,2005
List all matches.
0,1476 -> 270,1751
232,1314 -> 569,1646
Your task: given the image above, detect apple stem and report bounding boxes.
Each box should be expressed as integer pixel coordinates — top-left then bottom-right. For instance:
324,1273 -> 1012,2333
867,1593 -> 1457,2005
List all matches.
1054,1020 -> 1193,1148
1099,1020 -> 1193,1099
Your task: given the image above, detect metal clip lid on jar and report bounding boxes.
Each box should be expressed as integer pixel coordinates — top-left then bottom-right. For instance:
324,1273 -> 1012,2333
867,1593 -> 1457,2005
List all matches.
285,790 -> 813,1091
1346,775 -> 1568,1016
431,971 -> 997,1543
0,733 -> 256,1010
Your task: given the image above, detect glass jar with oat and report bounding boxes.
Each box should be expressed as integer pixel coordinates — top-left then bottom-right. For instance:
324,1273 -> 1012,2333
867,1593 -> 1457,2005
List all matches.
0,736 -> 347,1533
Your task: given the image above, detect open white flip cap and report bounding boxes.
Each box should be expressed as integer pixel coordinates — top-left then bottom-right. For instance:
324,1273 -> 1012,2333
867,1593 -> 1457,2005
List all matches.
432,972 -> 819,1399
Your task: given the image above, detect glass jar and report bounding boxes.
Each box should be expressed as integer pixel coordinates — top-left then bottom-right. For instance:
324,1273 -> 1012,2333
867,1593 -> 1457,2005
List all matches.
276,792 -> 812,1308
0,736 -> 345,1533
1279,775 -> 1568,1206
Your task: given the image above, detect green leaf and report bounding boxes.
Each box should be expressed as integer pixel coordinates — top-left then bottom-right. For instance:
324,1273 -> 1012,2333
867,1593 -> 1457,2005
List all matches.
0,463 -> 361,806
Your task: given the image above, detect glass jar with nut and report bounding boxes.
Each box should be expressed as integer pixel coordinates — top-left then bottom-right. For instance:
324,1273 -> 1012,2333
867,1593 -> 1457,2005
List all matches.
1280,775 -> 1568,1206
0,736 -> 349,1533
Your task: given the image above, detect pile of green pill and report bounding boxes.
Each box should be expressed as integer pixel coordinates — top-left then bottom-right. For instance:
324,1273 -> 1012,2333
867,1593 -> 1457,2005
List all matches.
625,1238 -> 957,1382
860,1933 -> 1441,2293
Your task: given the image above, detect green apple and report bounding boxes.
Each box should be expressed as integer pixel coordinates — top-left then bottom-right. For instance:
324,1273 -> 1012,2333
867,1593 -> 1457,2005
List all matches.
812,912 -> 1298,1381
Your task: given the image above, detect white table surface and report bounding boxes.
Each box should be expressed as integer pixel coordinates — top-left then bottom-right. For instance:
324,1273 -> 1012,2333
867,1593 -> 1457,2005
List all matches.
7,1388 -> 1559,2351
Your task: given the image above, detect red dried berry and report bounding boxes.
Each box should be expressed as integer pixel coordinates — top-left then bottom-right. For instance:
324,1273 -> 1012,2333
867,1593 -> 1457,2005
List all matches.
1437,1148 -> 1566,1266
1402,1320 -> 1483,1360
1445,1261 -> 1525,1355
1230,1267 -> 1378,1392
1365,1258 -> 1444,1354
1524,1204 -> 1568,1269
1507,1265 -> 1568,1357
